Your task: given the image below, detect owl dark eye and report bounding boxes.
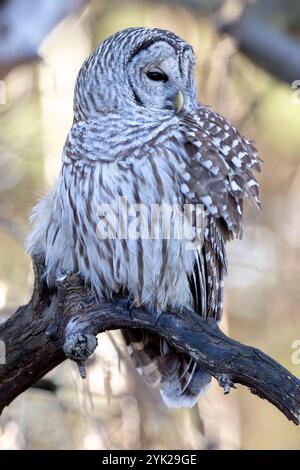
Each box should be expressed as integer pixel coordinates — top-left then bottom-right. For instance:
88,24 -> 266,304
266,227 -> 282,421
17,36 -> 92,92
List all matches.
146,69 -> 168,82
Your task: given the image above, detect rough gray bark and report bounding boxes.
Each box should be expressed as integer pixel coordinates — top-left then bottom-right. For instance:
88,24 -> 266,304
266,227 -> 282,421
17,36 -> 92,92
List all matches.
0,255 -> 299,424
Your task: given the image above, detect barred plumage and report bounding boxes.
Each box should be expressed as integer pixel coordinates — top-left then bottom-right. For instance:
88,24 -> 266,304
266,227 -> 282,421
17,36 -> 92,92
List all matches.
27,28 -> 261,408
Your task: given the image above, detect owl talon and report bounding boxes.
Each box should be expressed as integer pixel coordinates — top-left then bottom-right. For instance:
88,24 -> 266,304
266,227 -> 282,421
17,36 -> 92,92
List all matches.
152,308 -> 162,325
126,299 -> 135,311
124,298 -> 135,320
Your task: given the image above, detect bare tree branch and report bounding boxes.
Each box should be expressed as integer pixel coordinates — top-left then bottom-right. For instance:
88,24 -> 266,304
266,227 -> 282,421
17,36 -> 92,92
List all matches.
0,0 -> 87,79
0,255 -> 299,424
161,0 -> 300,85
217,1 -> 300,85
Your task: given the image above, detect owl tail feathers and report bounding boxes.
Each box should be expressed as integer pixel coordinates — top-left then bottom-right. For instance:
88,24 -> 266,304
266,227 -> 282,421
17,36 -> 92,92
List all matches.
160,365 -> 211,409
121,329 -> 211,409
158,347 -> 212,409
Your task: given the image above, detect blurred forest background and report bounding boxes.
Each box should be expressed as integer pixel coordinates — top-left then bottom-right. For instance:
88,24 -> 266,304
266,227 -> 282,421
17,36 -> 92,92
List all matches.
0,0 -> 300,450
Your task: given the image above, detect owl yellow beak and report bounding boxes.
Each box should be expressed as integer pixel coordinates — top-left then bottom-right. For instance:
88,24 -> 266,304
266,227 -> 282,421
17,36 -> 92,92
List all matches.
176,91 -> 184,112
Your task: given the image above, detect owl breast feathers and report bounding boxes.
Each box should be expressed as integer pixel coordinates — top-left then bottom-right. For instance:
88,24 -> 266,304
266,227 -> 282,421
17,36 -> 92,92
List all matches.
27,28 -> 261,408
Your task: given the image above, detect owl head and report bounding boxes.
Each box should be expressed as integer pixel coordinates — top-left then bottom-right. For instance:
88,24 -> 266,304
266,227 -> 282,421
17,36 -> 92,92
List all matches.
74,28 -> 197,120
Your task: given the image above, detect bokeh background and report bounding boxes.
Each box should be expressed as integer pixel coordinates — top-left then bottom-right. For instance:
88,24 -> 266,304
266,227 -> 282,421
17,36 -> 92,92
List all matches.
0,0 -> 300,450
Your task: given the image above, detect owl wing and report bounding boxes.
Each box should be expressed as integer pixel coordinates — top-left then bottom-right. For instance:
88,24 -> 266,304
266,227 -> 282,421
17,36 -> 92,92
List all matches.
188,219 -> 226,321
180,105 -> 261,321
122,106 -> 261,408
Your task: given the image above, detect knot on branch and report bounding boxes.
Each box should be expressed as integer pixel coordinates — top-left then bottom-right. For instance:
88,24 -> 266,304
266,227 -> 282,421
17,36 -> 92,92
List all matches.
217,373 -> 236,394
63,332 -> 98,361
63,332 -> 97,379
56,273 -> 86,300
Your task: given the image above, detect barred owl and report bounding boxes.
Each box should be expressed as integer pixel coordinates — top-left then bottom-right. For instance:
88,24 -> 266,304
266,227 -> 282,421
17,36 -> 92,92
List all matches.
28,28 -> 261,408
